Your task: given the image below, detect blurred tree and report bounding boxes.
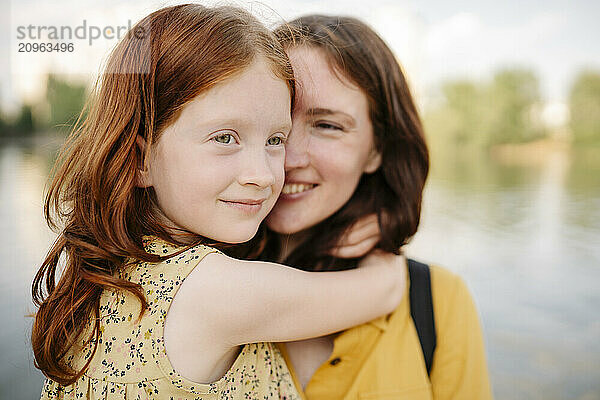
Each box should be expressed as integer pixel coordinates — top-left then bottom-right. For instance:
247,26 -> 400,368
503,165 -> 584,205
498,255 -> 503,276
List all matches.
486,69 -> 544,144
14,104 -> 35,134
569,70 -> 600,144
45,74 -> 87,130
424,68 -> 546,149
0,108 -> 6,137
442,81 -> 485,145
0,84 -> 4,137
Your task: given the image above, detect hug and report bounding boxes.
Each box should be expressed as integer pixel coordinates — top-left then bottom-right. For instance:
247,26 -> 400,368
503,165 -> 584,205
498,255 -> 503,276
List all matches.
32,4 -> 492,399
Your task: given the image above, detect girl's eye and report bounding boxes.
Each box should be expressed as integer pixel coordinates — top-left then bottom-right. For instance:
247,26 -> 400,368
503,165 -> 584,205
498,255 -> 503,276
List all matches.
267,136 -> 285,146
212,133 -> 236,144
315,121 -> 343,130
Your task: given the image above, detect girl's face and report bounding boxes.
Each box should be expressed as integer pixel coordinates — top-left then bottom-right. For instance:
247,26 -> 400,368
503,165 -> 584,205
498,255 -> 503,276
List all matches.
266,46 -> 381,234
140,58 -> 292,243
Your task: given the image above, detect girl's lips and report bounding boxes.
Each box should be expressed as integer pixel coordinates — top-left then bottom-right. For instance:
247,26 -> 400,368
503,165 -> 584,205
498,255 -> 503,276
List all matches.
219,199 -> 265,214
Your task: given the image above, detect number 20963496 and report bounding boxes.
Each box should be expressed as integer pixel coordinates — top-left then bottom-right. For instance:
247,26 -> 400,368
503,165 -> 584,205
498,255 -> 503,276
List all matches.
18,42 -> 74,52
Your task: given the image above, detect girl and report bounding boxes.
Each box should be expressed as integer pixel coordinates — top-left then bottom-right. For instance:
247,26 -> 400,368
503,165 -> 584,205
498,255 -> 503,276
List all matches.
261,15 -> 493,399
31,5 -> 405,399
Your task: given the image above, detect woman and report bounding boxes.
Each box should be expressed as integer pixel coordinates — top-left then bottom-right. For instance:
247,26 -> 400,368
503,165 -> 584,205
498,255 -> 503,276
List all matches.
261,15 -> 493,399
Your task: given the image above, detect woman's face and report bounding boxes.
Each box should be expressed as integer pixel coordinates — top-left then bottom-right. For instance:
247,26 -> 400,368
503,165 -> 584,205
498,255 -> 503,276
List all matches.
266,46 -> 381,234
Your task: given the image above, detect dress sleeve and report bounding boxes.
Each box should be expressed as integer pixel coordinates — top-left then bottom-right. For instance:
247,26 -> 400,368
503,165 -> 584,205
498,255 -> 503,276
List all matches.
429,266 -> 494,400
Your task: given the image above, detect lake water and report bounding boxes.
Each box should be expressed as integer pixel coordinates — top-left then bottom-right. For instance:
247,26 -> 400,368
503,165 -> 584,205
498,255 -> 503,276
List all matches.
1,135 -> 599,399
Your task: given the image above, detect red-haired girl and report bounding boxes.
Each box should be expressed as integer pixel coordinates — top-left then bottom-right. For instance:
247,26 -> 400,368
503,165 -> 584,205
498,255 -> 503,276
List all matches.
31,5 -> 405,399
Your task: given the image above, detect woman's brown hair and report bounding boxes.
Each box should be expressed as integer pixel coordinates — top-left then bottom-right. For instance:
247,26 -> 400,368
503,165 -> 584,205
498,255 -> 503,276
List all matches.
261,15 -> 429,270
31,4 -> 294,385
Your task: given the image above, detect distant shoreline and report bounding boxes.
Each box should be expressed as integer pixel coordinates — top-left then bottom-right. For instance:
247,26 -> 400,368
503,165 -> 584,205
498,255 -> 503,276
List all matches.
490,137 -> 600,166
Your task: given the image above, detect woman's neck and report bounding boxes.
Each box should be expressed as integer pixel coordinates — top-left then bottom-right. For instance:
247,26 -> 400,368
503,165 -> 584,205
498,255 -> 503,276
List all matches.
276,230 -> 313,263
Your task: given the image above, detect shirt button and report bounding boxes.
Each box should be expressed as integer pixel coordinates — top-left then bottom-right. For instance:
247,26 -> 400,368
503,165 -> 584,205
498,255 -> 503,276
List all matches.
330,357 -> 341,366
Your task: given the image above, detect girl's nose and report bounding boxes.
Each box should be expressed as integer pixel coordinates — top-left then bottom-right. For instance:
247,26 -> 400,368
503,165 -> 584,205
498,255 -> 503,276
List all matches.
238,150 -> 276,188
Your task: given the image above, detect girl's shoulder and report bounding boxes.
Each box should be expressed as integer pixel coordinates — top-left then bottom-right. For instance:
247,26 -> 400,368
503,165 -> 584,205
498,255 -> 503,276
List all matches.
128,236 -> 221,280
141,235 -> 219,259
64,237 -> 225,386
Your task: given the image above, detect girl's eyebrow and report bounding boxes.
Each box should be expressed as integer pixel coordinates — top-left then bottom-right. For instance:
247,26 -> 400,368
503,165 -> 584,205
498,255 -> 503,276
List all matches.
306,107 -> 356,128
199,117 -> 249,128
198,118 -> 292,134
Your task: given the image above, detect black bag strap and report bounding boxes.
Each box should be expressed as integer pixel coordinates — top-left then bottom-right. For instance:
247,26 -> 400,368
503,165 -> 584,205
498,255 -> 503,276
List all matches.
407,258 -> 437,377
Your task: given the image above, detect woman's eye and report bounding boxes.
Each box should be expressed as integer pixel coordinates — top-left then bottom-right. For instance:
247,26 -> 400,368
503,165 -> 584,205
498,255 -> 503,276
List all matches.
267,136 -> 285,146
315,121 -> 342,130
213,133 -> 235,144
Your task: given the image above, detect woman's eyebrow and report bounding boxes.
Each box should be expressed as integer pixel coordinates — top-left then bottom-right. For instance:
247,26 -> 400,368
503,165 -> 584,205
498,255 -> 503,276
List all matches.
306,107 -> 356,127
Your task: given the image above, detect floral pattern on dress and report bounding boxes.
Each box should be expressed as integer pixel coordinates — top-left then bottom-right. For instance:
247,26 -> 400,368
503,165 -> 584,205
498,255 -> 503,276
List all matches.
40,236 -> 301,400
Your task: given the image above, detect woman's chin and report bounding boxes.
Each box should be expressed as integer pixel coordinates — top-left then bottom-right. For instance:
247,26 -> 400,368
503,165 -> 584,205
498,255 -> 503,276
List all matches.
266,224 -> 304,235
265,211 -> 315,235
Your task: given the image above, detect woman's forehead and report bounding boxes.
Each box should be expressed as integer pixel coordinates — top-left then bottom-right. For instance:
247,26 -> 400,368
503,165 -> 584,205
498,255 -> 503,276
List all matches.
288,46 -> 364,109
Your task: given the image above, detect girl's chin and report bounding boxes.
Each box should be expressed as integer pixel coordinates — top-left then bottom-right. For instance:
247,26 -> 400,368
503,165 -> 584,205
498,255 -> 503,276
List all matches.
211,223 -> 260,244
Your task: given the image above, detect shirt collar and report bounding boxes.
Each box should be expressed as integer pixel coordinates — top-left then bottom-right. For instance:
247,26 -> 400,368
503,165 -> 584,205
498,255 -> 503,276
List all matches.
368,314 -> 390,331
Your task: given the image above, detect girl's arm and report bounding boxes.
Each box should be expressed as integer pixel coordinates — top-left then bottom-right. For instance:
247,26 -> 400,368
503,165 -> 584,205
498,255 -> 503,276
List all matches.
174,250 -> 405,346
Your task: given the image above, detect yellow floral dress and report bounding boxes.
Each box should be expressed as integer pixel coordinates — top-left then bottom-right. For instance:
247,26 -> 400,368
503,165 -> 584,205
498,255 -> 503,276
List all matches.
40,237 -> 301,400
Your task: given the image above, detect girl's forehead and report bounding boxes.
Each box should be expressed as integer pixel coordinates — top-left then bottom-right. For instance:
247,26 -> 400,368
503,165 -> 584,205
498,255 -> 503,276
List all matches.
166,59 -> 291,132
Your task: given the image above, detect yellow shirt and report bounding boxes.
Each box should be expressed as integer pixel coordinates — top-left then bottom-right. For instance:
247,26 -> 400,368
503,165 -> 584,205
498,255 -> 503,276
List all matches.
41,237 -> 301,400
277,264 -> 493,400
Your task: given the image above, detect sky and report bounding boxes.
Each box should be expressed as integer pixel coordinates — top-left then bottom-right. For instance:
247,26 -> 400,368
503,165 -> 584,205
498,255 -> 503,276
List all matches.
1,0 -> 599,113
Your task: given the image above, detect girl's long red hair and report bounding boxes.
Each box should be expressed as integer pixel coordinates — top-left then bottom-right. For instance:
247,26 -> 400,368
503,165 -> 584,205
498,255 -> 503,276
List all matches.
31,4 -> 294,385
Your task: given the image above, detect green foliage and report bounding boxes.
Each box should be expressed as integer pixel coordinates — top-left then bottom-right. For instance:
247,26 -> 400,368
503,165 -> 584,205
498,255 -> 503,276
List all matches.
14,104 -> 35,134
45,74 -> 87,130
424,68 -> 546,149
569,71 -> 600,144
0,104 -> 36,137
487,70 -> 543,143
0,109 -> 6,137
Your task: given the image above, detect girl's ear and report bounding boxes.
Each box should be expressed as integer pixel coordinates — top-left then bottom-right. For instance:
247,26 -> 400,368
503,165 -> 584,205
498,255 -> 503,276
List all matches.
135,135 -> 153,188
363,147 -> 382,174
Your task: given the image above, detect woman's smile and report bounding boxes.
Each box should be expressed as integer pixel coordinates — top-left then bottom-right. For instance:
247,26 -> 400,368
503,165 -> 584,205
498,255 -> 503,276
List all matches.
280,182 -> 319,200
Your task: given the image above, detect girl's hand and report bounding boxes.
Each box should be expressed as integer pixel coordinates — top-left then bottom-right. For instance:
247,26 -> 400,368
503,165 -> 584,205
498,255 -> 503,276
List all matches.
358,248 -> 407,301
358,248 -> 404,271
330,214 -> 381,258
